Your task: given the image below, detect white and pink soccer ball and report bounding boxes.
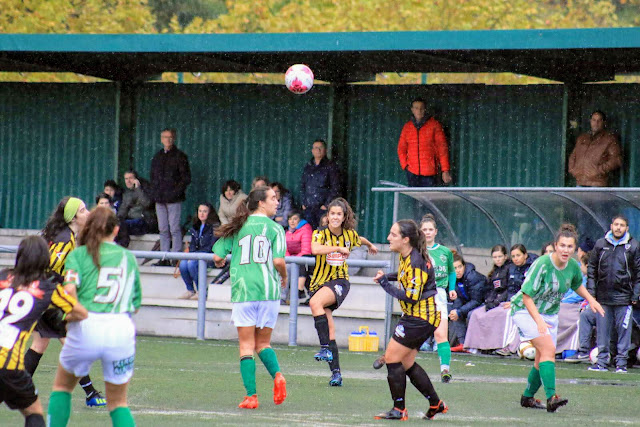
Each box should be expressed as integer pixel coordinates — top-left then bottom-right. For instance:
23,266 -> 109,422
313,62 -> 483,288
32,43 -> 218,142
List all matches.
285,64 -> 314,94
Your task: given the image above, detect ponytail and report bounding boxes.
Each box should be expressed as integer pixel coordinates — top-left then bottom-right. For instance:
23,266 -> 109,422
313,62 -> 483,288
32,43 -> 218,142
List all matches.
395,219 -> 430,263
78,207 -> 119,268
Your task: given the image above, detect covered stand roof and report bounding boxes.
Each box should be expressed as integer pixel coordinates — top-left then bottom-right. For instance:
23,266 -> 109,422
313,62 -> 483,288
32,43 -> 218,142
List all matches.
1,28 -> 640,82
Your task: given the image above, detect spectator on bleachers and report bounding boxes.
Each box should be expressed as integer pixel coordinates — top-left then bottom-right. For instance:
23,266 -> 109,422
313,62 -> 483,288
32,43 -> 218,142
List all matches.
218,180 -> 248,225
103,179 -> 122,212
541,241 -> 554,256
95,193 -> 114,211
284,210 -> 313,304
150,128 -> 192,266
300,139 -> 341,230
506,244 -> 537,299
484,245 -> 511,310
118,170 -> 156,236
178,202 -> 219,300
252,176 -> 270,190
449,254 -> 486,351
271,182 -> 293,228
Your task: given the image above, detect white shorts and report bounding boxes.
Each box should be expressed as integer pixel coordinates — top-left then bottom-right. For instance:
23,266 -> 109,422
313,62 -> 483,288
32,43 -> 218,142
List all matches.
231,300 -> 280,329
60,313 -> 136,385
512,309 -> 558,344
435,288 -> 448,319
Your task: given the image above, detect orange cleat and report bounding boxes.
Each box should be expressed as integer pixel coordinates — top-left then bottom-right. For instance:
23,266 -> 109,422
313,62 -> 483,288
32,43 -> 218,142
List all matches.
273,372 -> 287,405
238,395 -> 259,409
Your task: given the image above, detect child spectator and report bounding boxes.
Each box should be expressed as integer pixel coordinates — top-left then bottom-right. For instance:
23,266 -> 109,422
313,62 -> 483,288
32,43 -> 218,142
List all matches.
103,179 -> 122,212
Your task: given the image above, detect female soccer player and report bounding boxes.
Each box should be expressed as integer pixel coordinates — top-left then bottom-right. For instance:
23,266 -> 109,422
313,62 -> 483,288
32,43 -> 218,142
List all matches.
309,197 -> 378,386
420,214 -> 456,382
509,224 -> 604,412
24,197 -> 107,407
0,236 -> 87,427
213,186 -> 288,409
373,220 -> 448,421
47,207 -> 142,426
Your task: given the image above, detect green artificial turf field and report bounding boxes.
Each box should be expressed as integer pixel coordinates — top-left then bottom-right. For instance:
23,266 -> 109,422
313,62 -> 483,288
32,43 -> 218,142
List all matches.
2,336 -> 638,426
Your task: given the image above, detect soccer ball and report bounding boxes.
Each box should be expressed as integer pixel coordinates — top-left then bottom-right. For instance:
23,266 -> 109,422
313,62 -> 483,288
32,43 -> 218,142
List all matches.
590,347 -> 599,364
518,341 -> 536,360
285,64 -> 314,94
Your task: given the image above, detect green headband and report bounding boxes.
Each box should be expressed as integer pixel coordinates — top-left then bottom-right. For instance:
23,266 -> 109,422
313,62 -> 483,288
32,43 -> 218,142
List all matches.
63,197 -> 83,223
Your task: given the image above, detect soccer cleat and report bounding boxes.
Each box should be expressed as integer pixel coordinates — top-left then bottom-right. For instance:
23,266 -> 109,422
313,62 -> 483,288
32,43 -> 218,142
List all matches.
440,369 -> 452,383
615,367 -> 628,374
546,395 -> 568,413
238,395 -> 259,409
374,407 -> 408,421
329,371 -> 343,387
588,364 -> 608,372
373,355 -> 386,370
424,400 -> 448,419
314,347 -> 333,362
520,395 -> 546,409
273,372 -> 287,405
564,352 -> 590,363
85,391 -> 107,407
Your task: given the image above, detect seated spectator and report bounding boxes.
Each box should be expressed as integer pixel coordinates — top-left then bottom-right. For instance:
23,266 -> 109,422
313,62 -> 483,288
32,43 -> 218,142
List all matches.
284,210 -> 313,303
103,179 -> 123,212
178,202 -> 220,300
95,193 -> 114,211
252,175 -> 270,190
117,170 -> 157,237
541,241 -> 554,256
484,245 -> 511,310
449,254 -> 486,350
271,182 -> 293,228
218,180 -> 248,225
506,244 -> 537,299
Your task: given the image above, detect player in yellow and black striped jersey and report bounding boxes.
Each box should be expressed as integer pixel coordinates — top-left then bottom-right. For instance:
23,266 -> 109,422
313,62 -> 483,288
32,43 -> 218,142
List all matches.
0,236 -> 87,425
308,198 -> 378,387
372,220 -> 448,421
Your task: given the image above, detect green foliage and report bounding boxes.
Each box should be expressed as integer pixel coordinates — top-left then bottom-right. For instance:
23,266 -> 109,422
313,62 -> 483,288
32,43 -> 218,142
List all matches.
148,0 -> 226,32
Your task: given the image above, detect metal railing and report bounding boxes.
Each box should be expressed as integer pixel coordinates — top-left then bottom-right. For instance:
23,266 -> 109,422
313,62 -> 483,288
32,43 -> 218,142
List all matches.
0,246 -> 393,346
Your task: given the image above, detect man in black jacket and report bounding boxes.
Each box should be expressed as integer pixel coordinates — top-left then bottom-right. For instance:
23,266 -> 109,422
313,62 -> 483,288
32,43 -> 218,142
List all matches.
587,214 -> 640,373
150,128 -> 191,265
300,139 -> 341,229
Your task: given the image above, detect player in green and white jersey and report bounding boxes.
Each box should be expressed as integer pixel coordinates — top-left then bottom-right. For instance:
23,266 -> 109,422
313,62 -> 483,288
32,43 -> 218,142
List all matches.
213,186 -> 288,410
509,224 -> 603,413
48,207 -> 142,427
420,214 -> 457,383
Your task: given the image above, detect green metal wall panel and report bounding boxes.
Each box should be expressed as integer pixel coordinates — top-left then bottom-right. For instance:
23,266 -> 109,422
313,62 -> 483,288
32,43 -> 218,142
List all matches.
346,85 -> 565,242
132,84 -> 331,222
0,83 -> 117,229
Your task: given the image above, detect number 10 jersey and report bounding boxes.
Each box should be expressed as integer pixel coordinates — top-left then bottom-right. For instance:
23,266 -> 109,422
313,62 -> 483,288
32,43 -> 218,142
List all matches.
213,214 -> 286,303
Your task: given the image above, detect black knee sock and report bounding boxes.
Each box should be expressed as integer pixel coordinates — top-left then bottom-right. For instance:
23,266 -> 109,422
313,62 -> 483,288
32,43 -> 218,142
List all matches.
79,376 -> 97,396
25,413 -> 45,427
328,340 -> 340,372
24,349 -> 43,376
406,362 -> 439,406
386,362 -> 407,410
313,314 -> 330,347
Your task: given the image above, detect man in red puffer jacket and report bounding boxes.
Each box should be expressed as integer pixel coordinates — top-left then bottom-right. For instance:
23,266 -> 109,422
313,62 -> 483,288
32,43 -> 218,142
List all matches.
397,98 -> 452,187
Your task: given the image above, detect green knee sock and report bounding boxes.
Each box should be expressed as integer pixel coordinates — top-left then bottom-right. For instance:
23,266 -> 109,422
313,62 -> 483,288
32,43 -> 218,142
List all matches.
538,361 -> 556,399
437,342 -> 451,371
523,366 -> 542,398
258,347 -> 281,379
110,407 -> 136,427
240,355 -> 257,396
47,391 -> 72,427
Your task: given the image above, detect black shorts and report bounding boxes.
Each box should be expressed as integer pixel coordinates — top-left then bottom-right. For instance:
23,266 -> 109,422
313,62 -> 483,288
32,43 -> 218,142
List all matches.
392,316 -> 438,350
0,369 -> 38,410
34,310 -> 66,339
310,278 -> 351,311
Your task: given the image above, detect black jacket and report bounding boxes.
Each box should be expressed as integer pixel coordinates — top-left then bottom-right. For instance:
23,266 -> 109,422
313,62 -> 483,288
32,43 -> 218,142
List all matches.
150,145 -> 191,204
300,157 -> 340,207
483,262 -> 511,310
587,231 -> 640,305
507,253 -> 537,299
188,223 -> 218,253
452,263 -> 486,319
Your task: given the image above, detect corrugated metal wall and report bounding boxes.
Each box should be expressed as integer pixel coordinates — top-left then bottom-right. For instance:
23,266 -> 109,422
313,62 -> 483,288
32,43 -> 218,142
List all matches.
346,85 -> 566,241
132,84 -> 330,223
0,83 -> 117,229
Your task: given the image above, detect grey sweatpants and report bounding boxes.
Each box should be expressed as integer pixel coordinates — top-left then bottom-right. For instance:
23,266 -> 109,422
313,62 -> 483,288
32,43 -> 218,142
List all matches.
156,202 -> 182,252
596,304 -> 633,369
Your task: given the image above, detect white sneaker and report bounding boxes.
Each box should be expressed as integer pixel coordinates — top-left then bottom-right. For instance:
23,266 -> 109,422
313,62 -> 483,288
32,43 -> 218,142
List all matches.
190,292 -> 200,300
179,291 -> 196,300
